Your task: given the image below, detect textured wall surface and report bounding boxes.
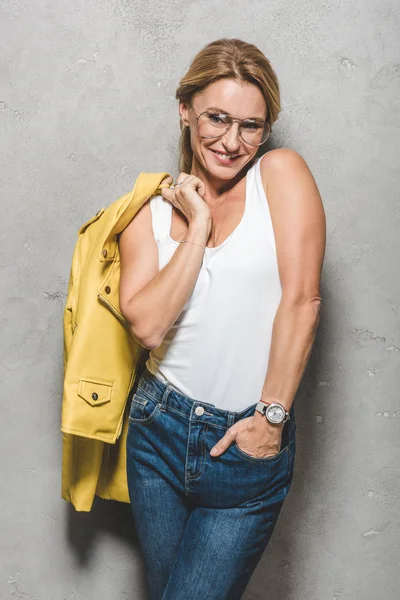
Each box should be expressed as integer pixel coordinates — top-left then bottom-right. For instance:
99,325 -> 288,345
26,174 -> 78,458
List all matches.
1,0 -> 399,598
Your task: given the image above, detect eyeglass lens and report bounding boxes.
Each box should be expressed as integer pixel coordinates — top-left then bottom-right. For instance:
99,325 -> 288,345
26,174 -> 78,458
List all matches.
197,111 -> 270,146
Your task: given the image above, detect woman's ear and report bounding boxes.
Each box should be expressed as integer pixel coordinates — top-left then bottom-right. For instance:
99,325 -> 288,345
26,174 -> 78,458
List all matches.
179,101 -> 190,127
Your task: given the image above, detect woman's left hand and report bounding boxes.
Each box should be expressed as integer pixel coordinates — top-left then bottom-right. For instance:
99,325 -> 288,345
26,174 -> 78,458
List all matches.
210,412 -> 284,459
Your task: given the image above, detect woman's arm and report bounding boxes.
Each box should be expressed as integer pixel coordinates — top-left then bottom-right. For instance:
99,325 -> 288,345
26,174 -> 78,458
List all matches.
256,148 -> 326,415
118,198 -> 210,350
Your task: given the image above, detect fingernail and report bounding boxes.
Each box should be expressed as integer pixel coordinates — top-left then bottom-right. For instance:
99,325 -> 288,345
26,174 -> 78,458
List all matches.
210,447 -> 218,456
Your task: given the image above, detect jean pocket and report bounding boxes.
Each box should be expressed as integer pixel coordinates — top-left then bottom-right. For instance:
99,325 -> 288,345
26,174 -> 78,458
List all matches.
233,420 -> 291,464
128,390 -> 161,425
233,439 -> 290,464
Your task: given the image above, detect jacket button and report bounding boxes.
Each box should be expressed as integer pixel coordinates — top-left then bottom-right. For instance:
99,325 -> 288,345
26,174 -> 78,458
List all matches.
105,286 -> 111,294
102,248 -> 107,258
92,392 -> 98,400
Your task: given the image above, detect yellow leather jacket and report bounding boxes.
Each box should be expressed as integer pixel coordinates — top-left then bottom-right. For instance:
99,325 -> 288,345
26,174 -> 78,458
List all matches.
62,171 -> 170,511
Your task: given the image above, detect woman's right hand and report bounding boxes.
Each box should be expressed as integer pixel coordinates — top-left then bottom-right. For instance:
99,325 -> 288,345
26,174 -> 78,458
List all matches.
160,173 -> 212,230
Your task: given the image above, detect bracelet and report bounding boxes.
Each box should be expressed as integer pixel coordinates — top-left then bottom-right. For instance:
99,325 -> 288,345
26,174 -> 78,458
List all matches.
179,239 -> 206,249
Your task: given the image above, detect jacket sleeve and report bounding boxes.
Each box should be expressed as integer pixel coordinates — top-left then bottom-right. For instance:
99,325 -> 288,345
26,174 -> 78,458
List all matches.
63,235 -> 81,373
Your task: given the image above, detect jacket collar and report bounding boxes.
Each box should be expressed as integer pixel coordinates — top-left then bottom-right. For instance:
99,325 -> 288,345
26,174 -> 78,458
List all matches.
99,171 -> 171,263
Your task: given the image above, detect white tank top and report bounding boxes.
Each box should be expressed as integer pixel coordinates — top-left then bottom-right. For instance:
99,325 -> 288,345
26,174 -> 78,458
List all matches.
145,154 -> 282,412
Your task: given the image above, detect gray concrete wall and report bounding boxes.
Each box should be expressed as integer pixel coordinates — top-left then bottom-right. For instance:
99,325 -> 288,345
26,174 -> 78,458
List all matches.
1,0 -> 399,598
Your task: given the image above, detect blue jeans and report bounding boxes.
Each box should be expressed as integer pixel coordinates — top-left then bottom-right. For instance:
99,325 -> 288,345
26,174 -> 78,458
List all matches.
126,366 -> 296,600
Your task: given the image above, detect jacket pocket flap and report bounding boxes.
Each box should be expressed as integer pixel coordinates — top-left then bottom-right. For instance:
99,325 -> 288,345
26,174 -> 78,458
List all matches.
78,377 -> 113,407
78,208 -> 105,236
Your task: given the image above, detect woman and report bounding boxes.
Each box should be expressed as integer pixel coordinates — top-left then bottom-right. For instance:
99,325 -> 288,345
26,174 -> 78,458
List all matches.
118,38 -> 326,600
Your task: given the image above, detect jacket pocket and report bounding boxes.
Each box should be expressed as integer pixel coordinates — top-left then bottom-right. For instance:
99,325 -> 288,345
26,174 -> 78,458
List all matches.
78,377 -> 113,407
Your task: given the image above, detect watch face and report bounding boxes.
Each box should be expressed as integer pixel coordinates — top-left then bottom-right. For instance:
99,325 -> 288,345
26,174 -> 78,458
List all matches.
266,404 -> 285,423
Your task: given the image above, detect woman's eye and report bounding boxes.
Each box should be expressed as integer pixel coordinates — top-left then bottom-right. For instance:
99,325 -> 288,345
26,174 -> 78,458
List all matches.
208,113 -> 226,124
243,121 -> 262,130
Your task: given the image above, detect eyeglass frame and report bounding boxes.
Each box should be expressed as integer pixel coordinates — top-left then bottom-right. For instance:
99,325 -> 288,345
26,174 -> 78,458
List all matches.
190,103 -> 272,147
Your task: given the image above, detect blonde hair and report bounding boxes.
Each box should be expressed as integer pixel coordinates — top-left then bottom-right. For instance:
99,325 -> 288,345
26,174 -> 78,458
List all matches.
175,38 -> 281,173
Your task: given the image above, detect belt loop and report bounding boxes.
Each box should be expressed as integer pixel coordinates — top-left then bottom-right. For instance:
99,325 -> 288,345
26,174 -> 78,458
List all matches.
160,385 -> 172,412
227,412 -> 235,428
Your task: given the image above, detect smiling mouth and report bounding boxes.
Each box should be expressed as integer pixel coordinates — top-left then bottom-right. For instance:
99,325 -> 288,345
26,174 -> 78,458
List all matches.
210,149 -> 242,160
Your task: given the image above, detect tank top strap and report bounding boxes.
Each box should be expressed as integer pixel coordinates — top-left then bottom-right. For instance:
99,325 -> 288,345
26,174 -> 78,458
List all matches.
149,194 -> 173,243
249,155 -> 265,206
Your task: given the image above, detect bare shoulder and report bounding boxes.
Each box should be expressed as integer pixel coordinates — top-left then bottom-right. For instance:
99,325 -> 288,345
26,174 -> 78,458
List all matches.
259,147 -> 325,220
260,148 -> 317,193
118,197 -> 159,316
260,147 -> 306,166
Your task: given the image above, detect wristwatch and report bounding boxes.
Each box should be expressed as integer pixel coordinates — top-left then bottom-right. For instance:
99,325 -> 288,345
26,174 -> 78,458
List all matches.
255,401 -> 290,424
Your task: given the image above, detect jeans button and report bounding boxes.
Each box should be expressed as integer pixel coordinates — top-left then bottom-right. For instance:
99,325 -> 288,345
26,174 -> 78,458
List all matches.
195,406 -> 205,416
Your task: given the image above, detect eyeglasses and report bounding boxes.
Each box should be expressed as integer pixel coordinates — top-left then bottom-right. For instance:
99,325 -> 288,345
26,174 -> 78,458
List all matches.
192,104 -> 271,147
